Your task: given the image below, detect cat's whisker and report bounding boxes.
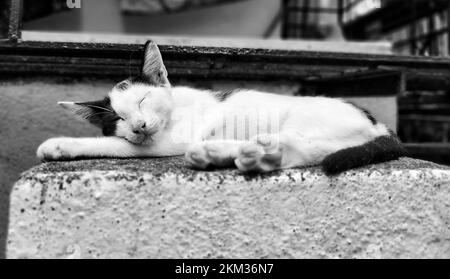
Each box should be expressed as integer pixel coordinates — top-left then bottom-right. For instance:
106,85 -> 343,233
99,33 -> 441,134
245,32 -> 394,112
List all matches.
84,105 -> 113,113
79,111 -> 114,118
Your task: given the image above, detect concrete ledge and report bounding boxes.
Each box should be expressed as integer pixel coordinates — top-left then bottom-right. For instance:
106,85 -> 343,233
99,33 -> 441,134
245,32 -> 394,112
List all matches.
22,31 -> 393,54
6,157 -> 450,259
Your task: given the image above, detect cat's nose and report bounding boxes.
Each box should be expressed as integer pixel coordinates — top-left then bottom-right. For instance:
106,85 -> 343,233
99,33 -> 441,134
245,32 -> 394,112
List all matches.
132,121 -> 147,134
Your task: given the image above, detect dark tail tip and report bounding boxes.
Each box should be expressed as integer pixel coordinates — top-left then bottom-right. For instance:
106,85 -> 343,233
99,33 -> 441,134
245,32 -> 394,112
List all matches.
321,134 -> 407,176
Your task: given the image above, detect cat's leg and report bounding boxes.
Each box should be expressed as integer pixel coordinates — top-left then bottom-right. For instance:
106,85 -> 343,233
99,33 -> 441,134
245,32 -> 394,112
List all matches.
37,136 -> 185,161
185,140 -> 245,169
235,131 -> 350,172
186,132 -> 342,171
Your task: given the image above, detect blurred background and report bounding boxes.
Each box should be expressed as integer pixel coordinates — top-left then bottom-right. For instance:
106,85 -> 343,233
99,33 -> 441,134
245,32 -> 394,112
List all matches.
21,0 -> 450,53
1,0 -> 450,257
18,0 -> 450,158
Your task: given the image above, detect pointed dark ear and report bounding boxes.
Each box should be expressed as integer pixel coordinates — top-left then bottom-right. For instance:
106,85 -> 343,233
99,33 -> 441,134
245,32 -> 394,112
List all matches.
141,41 -> 171,87
58,98 -> 114,127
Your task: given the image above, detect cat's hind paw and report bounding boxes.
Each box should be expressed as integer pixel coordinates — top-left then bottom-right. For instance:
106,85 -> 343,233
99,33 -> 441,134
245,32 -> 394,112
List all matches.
235,135 -> 282,173
37,138 -> 77,161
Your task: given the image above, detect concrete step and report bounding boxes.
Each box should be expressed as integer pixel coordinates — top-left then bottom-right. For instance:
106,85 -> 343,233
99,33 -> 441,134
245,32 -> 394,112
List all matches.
6,157 -> 450,259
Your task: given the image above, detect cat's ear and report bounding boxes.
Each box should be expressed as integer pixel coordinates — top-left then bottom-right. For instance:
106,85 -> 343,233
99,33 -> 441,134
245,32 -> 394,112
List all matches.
58,100 -> 112,127
141,41 -> 171,88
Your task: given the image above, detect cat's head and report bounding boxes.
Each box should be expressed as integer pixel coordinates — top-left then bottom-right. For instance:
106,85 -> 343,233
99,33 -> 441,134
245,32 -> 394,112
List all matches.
59,41 -> 173,145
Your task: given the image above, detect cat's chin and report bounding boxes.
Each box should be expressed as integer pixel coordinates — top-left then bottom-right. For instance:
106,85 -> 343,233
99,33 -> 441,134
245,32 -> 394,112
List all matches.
124,137 -> 145,145
124,135 -> 154,145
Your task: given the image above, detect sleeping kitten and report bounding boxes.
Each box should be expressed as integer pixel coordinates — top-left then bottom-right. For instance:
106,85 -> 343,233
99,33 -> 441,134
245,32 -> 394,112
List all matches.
37,41 -> 406,175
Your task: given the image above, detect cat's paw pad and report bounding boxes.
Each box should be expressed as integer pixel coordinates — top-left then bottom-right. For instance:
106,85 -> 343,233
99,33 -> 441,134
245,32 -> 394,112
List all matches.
185,142 -> 233,169
37,138 -> 76,161
185,143 -> 211,169
203,142 -> 236,166
235,135 -> 282,172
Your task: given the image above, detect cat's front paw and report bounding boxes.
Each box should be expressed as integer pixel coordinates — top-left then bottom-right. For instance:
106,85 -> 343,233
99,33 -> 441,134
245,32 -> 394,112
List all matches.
235,135 -> 282,173
185,141 -> 234,169
37,138 -> 78,161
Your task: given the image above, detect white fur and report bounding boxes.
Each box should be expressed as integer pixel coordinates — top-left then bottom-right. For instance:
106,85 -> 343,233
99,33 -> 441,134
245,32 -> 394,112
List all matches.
37,85 -> 389,172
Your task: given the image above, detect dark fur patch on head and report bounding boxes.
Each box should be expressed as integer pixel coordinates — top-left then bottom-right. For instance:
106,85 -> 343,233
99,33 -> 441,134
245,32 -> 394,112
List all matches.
346,101 -> 377,125
101,113 -> 119,136
75,97 -> 120,136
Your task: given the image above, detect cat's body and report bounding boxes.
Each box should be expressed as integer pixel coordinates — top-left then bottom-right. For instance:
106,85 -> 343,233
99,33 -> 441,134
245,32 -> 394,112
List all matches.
37,42 -> 405,175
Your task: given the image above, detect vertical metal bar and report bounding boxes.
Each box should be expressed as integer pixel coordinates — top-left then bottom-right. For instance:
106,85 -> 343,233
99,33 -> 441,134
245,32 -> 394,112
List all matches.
1,0 -> 13,40
0,1 -> 8,39
5,0 -> 23,42
281,0 -> 288,39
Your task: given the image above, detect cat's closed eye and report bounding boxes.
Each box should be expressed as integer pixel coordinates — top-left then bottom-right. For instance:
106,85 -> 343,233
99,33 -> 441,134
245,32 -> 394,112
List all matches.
139,96 -> 147,107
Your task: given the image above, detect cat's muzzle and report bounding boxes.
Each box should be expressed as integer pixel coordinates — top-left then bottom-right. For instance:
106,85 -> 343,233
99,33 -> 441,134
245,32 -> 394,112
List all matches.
125,133 -> 154,145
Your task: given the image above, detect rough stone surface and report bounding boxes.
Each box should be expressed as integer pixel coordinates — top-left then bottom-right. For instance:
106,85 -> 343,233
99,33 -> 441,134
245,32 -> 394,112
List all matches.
7,157 -> 450,259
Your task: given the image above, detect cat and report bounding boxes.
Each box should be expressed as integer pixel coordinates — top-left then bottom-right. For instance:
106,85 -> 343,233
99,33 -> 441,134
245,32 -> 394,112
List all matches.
37,41 -> 406,175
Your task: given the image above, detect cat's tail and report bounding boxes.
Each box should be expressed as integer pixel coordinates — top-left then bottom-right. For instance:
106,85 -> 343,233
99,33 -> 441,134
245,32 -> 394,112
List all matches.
321,130 -> 407,176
